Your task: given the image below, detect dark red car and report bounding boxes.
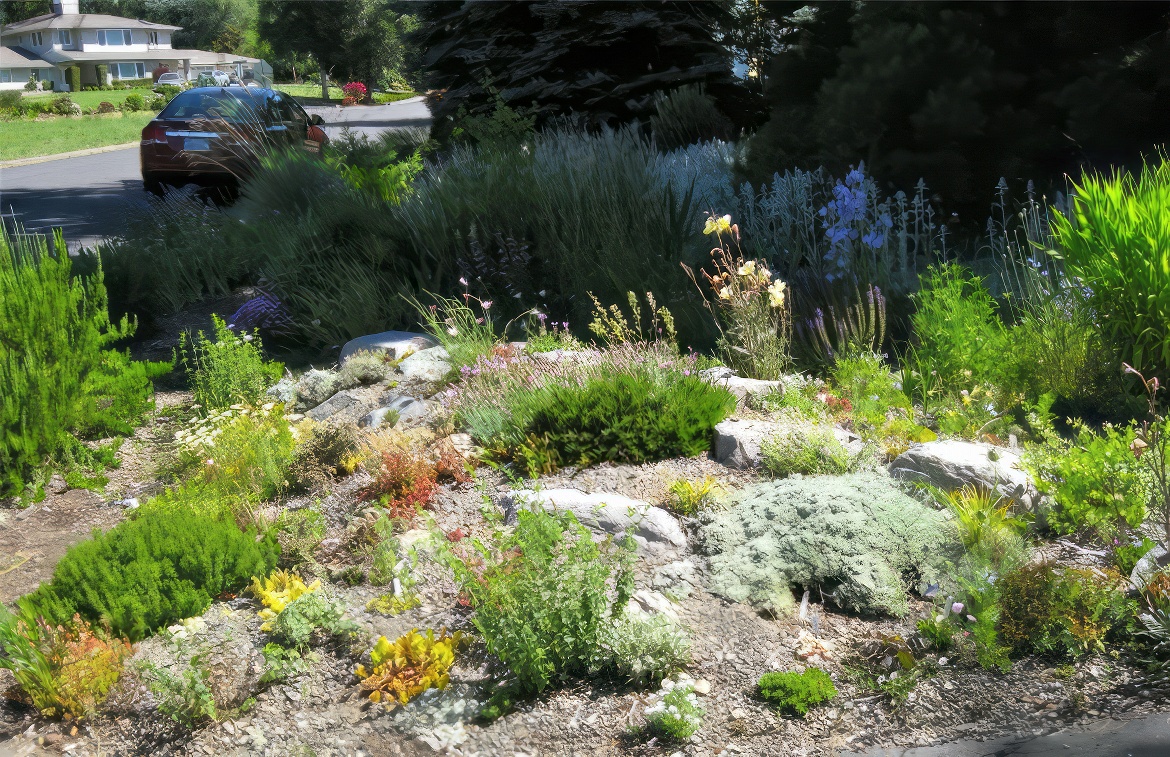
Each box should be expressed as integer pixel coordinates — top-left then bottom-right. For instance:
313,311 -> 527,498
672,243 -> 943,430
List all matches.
140,86 -> 329,195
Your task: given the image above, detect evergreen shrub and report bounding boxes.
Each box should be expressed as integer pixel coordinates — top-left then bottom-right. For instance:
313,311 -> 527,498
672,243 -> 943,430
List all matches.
758,669 -> 838,716
0,227 -> 165,498
18,507 -> 278,641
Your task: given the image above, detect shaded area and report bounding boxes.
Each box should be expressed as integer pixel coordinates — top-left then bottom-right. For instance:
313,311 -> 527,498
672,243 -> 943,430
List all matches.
850,711 -> 1170,757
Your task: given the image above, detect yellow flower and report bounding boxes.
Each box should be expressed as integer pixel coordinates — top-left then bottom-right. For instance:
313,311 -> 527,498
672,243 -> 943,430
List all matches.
767,279 -> 787,308
718,286 -> 732,300
703,214 -> 732,235
737,260 -> 757,277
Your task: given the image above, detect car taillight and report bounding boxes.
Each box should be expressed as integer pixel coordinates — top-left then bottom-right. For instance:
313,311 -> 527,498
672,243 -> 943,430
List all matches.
142,123 -> 168,143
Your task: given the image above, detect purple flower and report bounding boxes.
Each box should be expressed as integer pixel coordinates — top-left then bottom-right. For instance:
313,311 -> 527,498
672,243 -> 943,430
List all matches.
951,602 -> 965,615
482,300 -> 493,310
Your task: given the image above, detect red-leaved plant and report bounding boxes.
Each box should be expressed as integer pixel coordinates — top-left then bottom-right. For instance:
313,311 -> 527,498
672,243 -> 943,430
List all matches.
358,450 -> 437,521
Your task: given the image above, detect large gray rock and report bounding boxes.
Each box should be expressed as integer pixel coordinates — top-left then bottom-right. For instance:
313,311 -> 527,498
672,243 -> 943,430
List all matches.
714,418 -> 859,469
306,389 -> 363,422
700,367 -> 782,403
506,488 -> 687,554
889,440 -> 1039,506
293,368 -> 340,410
397,346 -> 452,384
360,395 -> 430,430
338,330 -> 437,367
1131,544 -> 1170,589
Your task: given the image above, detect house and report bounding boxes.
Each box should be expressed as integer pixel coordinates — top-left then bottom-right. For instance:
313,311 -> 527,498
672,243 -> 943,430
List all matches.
0,0 -> 272,91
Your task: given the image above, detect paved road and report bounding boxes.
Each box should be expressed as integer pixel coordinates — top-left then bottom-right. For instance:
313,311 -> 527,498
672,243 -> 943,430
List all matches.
0,97 -> 431,249
848,711 -> 1170,757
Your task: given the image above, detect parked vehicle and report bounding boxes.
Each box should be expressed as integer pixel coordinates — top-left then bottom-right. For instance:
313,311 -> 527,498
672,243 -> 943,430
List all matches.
140,86 -> 329,195
153,72 -> 185,90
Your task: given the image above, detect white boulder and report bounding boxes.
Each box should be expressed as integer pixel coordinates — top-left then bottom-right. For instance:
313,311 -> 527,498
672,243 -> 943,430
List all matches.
889,440 -> 1039,506
506,488 -> 687,554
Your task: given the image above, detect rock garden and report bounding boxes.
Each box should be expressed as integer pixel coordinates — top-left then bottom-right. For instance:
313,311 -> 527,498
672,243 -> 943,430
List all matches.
5,73 -> 1170,757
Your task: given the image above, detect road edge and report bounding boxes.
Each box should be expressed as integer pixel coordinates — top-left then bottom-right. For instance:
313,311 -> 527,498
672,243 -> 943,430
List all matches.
0,142 -> 138,170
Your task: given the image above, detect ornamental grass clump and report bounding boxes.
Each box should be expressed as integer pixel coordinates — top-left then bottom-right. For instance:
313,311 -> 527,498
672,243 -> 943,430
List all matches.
684,213 -> 792,380
1050,156 -> 1170,382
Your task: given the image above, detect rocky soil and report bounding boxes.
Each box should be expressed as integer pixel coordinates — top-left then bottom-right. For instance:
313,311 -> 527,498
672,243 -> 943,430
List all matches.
2,339 -> 1169,757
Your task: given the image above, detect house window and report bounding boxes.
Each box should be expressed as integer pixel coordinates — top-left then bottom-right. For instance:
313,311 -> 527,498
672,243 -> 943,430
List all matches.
0,70 -> 11,84
57,30 -> 71,46
147,31 -> 159,45
98,29 -> 132,46
31,32 -> 43,46
115,62 -> 146,80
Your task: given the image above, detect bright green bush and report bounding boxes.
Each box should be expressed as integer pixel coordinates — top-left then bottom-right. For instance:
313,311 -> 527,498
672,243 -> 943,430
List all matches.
761,425 -> 852,477
122,93 -> 145,112
520,370 -> 734,469
1025,421 -> 1149,534
66,66 -> 80,93
1051,157 -> 1170,381
178,315 -> 283,412
998,563 -> 1135,659
702,473 -> 954,616
758,669 -> 837,716
18,507 -> 279,641
910,264 -> 1004,387
0,227 -> 165,498
442,508 -> 635,715
830,352 -> 912,433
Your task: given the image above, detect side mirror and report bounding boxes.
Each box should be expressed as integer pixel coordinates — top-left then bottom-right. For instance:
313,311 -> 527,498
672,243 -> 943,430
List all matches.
310,114 -> 324,126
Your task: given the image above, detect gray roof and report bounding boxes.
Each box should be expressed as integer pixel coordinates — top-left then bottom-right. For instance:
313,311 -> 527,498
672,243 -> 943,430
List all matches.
0,46 -> 51,67
2,13 -> 181,33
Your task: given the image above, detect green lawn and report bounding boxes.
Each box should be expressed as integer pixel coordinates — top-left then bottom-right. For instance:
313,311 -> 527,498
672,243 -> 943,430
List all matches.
22,87 -> 155,110
0,112 -> 155,161
273,83 -> 417,106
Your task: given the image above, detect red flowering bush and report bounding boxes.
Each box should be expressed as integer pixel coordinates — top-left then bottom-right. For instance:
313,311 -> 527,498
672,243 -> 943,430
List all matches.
342,81 -> 367,102
358,450 -> 437,520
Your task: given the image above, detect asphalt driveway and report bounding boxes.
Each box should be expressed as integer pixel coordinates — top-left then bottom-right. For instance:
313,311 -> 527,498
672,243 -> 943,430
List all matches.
0,97 -> 431,249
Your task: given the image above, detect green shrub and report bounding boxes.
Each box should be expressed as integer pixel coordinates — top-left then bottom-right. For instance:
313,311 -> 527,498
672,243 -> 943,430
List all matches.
0,90 -> 21,113
702,473 -> 954,616
66,66 -> 80,93
48,94 -> 76,115
911,264 -> 1004,387
442,508 -> 634,715
758,669 -> 837,716
929,485 -> 1029,572
178,315 -> 283,412
595,614 -> 691,688
95,65 -> 108,84
644,680 -> 704,740
998,563 -> 1134,659
830,352 -> 913,434
18,507 -> 278,641
518,369 -> 735,470
651,84 -> 733,151
761,425 -> 852,477
665,476 -> 722,517
138,652 -> 217,727
1025,420 -> 1149,535
122,93 -> 145,112
1051,157 -> 1170,382
0,227 -> 165,498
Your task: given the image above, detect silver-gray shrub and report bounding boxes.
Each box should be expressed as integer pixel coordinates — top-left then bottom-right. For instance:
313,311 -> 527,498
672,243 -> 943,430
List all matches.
701,472 -> 955,617
399,126 -> 712,343
594,613 -> 691,688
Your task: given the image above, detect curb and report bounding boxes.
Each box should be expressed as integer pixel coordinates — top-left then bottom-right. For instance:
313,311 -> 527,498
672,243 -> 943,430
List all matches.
0,142 -> 138,169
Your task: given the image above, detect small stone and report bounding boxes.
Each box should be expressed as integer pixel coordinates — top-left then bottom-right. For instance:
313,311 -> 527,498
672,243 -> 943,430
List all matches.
731,708 -> 748,720
692,679 -> 711,695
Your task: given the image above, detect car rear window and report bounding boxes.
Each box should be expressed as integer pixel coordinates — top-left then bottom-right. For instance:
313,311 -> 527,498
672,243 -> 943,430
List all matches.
159,89 -> 273,123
